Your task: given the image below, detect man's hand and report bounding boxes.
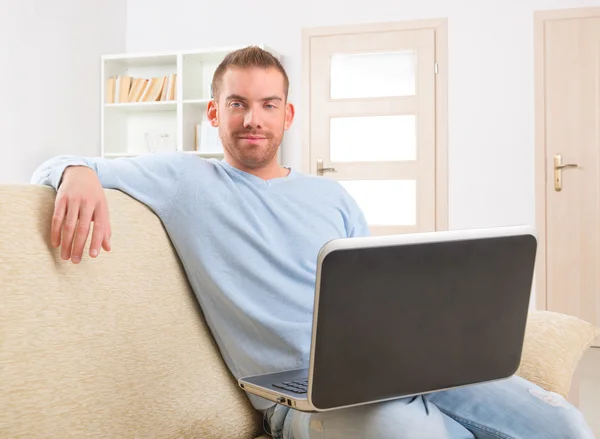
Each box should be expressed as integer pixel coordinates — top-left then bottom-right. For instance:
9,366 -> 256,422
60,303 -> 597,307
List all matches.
52,166 -> 111,263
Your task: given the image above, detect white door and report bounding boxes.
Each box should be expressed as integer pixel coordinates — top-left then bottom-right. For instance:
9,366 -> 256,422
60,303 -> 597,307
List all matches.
303,21 -> 446,236
536,8 -> 600,345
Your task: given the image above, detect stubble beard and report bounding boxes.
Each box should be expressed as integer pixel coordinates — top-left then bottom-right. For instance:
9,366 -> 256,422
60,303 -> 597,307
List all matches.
221,129 -> 282,169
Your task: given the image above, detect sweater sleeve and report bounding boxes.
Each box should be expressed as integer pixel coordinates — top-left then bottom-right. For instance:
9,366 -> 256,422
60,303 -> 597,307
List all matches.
339,188 -> 370,238
30,152 -> 187,218
348,204 -> 371,238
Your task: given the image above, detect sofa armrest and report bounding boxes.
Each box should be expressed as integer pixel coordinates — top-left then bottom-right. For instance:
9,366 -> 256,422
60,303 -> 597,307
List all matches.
516,311 -> 600,397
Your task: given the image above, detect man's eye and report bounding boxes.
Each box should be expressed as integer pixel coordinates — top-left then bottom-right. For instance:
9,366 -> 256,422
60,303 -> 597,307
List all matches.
231,102 -> 243,108
265,104 -> 276,109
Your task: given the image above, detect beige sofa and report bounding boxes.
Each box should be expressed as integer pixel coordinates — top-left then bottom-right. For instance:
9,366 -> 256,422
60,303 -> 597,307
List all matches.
1,184 -> 598,438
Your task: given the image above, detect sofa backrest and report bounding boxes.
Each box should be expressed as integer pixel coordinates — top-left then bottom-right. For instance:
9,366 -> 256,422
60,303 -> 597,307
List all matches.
0,184 -> 261,438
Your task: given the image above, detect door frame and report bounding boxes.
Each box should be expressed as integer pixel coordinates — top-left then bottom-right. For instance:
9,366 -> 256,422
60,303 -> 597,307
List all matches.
301,18 -> 449,231
534,6 -> 600,311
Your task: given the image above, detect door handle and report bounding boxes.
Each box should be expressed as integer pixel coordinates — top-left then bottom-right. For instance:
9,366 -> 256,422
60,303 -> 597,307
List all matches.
316,158 -> 336,176
553,154 -> 578,191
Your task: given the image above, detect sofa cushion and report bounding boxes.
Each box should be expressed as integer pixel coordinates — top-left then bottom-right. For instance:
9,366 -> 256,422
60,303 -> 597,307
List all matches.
515,310 -> 600,397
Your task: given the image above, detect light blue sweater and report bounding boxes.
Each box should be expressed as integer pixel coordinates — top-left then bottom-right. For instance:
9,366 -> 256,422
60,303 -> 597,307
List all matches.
31,152 -> 370,410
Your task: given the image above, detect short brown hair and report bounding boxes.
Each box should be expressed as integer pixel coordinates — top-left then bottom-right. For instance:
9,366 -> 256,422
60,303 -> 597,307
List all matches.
211,46 -> 289,100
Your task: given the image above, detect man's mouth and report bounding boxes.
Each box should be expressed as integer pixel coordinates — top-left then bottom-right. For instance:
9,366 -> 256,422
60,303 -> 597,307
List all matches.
238,135 -> 268,144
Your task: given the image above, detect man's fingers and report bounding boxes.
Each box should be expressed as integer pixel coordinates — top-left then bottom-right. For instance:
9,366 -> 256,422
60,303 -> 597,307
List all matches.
90,206 -> 110,257
51,197 -> 67,248
53,167 -> 109,263
61,201 -> 80,261
101,232 -> 111,252
71,204 -> 93,264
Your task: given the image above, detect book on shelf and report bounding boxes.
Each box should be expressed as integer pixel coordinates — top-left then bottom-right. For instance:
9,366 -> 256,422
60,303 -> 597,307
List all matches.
105,74 -> 177,104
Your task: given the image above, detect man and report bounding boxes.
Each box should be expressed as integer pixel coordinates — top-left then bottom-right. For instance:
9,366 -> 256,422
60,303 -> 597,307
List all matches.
32,46 -> 593,439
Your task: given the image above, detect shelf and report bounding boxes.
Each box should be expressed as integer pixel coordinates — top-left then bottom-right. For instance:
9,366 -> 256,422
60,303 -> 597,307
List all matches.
103,53 -> 177,68
183,99 -> 211,105
104,101 -> 177,112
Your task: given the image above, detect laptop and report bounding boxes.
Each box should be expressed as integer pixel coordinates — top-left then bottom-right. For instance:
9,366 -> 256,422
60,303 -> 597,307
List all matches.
238,225 -> 537,412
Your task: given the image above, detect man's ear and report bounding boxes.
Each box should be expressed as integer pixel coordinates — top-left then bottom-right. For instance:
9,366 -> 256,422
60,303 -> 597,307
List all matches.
284,102 -> 295,130
207,100 -> 218,127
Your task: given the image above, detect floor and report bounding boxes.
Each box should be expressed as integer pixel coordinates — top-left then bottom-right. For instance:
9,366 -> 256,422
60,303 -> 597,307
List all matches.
578,346 -> 600,437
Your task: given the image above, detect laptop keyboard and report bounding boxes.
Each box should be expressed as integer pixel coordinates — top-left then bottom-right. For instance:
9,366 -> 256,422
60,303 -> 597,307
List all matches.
272,378 -> 308,394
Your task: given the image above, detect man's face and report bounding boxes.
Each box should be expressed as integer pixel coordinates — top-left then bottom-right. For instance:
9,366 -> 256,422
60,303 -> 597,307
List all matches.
207,66 -> 294,170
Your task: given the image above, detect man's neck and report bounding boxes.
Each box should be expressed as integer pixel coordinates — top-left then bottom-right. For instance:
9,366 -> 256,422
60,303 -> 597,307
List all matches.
225,157 -> 289,180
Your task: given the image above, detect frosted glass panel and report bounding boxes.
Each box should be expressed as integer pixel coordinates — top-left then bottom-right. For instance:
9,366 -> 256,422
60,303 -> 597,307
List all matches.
340,180 -> 416,226
330,51 -> 415,99
330,115 -> 416,162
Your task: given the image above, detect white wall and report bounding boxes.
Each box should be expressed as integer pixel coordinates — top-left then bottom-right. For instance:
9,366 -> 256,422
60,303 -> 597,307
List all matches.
0,0 -> 127,184
126,0 -> 599,231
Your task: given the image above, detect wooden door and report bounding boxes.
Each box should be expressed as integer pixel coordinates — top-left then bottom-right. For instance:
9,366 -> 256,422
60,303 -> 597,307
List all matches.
303,20 -> 448,236
535,8 -> 600,346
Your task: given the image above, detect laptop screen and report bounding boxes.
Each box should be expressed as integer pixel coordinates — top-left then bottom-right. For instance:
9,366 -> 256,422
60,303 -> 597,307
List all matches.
309,233 -> 537,410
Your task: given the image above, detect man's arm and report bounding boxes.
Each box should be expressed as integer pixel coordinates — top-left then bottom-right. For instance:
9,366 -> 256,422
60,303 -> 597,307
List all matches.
31,152 -> 186,216
336,186 -> 370,238
348,207 -> 370,238
30,152 -> 187,263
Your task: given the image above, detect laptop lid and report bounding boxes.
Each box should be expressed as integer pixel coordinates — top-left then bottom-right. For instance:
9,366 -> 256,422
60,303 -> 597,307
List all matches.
307,226 -> 537,411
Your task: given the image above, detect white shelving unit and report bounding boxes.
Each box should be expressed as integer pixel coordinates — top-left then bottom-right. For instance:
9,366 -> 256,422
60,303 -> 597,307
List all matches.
100,44 -> 281,159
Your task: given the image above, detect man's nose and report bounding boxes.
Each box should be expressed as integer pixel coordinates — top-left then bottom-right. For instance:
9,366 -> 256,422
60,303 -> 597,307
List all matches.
243,109 -> 263,129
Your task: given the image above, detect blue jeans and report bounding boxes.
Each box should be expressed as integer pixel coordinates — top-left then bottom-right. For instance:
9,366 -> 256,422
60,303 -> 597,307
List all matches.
262,376 -> 595,439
